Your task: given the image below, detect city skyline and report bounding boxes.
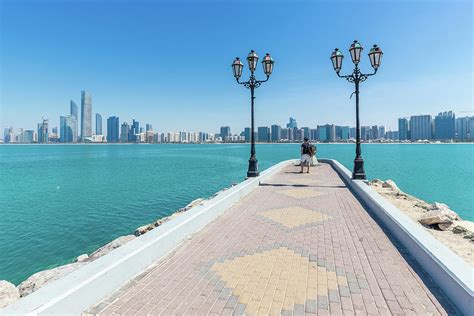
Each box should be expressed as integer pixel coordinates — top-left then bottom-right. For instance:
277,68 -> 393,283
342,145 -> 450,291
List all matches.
1,1 -> 472,132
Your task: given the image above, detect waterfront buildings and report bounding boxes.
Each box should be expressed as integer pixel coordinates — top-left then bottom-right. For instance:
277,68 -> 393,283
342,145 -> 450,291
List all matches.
317,124 -> 336,142
434,111 -> 455,140
37,119 -> 49,143
107,116 -> 120,143
410,115 -> 432,141
120,122 -> 130,143
271,125 -> 281,142
286,117 -> 297,129
96,113 -> 103,136
398,118 -> 409,140
257,127 -> 270,142
220,126 -> 231,141
80,91 -> 92,141
60,115 -> 78,143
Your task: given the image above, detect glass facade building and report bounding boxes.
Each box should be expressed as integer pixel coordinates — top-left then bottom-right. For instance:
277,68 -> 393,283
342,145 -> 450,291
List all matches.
96,113 -> 103,135
60,115 -> 78,143
80,91 -> 92,141
107,116 -> 120,143
410,115 -> 432,140
434,111 -> 455,140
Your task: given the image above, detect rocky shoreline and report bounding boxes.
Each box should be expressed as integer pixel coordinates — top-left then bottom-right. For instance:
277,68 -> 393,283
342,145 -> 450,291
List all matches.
370,179 -> 474,266
0,194 -> 220,309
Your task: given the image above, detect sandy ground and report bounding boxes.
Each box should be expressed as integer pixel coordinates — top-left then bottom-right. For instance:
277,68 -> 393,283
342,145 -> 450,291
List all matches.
370,182 -> 474,267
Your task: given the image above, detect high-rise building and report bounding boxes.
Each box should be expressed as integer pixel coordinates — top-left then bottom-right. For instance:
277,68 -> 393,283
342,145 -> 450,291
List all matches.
456,117 -> 469,140
121,122 -> 130,143
129,119 -> 140,142
434,111 -> 455,140
257,126 -> 270,142
271,125 -> 282,142
146,124 -> 153,132
286,117 -> 297,129
317,124 -> 335,142
301,127 -> 310,140
310,129 -> 318,141
378,126 -> 386,139
22,130 -> 35,143
410,115 -> 432,140
220,126 -> 231,141
96,113 -> 103,135
60,115 -> 78,143
70,100 -> 78,120
107,116 -> 120,143
37,119 -> 49,143
335,126 -> 350,140
349,127 -> 356,139
371,125 -> 379,140
361,126 -> 371,141
244,128 -> 251,142
398,118 -> 409,140
80,91 -> 92,141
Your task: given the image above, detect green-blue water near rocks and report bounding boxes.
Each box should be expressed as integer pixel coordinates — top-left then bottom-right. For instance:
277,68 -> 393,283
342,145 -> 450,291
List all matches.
0,143 -> 473,285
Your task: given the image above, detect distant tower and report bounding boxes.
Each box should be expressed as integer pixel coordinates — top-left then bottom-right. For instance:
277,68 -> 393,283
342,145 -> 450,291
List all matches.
96,113 -> 103,135
107,116 -> 120,143
286,117 -> 297,129
80,91 -> 92,141
37,118 -> 49,143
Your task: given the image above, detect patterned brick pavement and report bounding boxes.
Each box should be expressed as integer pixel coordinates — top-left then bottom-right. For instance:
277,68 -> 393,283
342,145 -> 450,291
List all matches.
88,163 -> 457,315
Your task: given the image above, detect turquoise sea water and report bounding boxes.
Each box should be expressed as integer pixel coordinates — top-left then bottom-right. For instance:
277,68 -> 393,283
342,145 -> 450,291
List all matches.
1,143 -> 473,285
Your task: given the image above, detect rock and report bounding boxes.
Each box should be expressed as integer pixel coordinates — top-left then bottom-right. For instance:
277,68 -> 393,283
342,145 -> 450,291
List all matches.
89,235 -> 136,260
134,224 -> 154,236
419,210 -> 454,231
382,180 -> 399,191
75,254 -> 89,262
463,233 -> 474,241
430,202 -> 460,221
370,179 -> 384,186
18,262 -> 86,297
0,280 -> 20,308
452,225 -> 468,234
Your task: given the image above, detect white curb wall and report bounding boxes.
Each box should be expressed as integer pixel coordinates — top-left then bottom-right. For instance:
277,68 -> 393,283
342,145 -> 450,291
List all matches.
1,160 -> 297,315
319,158 -> 473,315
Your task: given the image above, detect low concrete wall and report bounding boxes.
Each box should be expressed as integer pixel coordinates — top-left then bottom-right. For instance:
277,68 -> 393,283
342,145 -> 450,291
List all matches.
320,158 -> 473,315
1,160 -> 296,315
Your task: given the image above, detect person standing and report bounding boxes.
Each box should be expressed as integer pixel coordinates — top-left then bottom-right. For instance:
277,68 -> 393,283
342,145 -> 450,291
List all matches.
300,138 -> 313,173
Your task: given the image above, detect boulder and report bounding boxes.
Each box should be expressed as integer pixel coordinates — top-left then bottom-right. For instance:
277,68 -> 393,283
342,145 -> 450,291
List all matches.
18,262 -> 86,297
134,224 -> 154,236
370,179 -> 384,187
382,180 -> 400,192
75,254 -> 89,262
419,210 -> 454,231
0,280 -> 20,308
430,202 -> 460,221
89,235 -> 136,260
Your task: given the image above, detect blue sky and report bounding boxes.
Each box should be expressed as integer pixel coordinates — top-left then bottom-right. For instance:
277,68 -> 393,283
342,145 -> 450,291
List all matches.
1,0 -> 472,133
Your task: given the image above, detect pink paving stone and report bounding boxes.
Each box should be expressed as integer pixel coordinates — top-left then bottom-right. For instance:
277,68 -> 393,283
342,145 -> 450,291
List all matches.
87,163 -> 455,315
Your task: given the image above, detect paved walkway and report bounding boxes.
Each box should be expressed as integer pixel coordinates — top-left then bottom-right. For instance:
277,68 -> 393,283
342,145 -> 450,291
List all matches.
88,163 -> 456,315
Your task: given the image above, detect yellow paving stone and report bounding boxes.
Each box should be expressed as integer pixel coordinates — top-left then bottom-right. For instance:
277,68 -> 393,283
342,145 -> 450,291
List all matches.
210,247 -> 347,316
258,206 -> 332,228
337,275 -> 348,286
278,188 -> 327,199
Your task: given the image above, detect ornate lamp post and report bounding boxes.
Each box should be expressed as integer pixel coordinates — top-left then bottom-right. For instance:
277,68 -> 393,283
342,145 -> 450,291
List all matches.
232,50 -> 274,177
331,41 -> 383,180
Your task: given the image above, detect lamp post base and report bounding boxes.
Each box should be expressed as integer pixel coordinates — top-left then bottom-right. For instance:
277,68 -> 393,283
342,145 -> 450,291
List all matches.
247,157 -> 259,178
352,157 -> 366,180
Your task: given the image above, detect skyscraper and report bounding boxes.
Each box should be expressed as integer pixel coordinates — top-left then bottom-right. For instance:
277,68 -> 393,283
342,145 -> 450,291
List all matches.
301,127 -> 310,140
371,125 -> 379,140
107,116 -> 120,143
96,113 -> 103,135
455,116 -> 472,140
146,124 -> 153,132
434,111 -> 455,140
257,126 -> 270,142
220,126 -> 231,141
271,125 -> 281,142
37,118 -> 49,143
317,124 -> 335,142
121,122 -> 130,143
378,126 -> 386,139
244,127 -> 251,142
80,91 -> 92,141
60,115 -> 78,143
335,126 -> 350,140
398,118 -> 409,140
286,117 -> 297,129
410,115 -> 432,140
70,100 -> 78,120
129,119 -> 140,142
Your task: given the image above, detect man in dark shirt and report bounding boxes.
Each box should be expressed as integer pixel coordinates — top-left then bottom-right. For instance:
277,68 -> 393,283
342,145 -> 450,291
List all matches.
300,138 -> 313,173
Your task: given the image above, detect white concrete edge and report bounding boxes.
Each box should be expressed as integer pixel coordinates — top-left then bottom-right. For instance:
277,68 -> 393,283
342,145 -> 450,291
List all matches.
1,159 -> 297,315
319,158 -> 473,314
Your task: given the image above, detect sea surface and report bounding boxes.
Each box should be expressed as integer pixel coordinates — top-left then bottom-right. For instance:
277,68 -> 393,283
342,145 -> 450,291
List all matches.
0,143 -> 473,285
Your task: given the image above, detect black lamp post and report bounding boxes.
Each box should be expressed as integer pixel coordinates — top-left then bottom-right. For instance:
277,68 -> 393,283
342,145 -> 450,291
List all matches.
331,41 -> 383,180
232,50 -> 274,177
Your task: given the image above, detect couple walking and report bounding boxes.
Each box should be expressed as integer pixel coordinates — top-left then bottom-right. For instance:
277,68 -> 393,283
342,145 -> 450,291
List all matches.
300,138 -> 317,173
